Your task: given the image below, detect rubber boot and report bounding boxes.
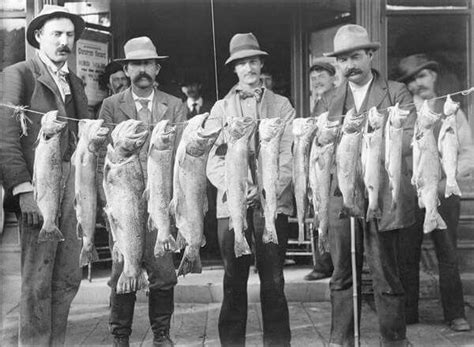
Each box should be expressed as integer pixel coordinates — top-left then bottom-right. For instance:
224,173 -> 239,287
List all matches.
149,288 -> 174,346
109,289 -> 136,346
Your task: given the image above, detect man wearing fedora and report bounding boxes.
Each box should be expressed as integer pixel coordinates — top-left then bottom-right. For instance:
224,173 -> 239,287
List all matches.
396,54 -> 474,332
0,5 -> 90,346
206,32 -> 295,346
321,24 -> 417,346
98,36 -> 186,347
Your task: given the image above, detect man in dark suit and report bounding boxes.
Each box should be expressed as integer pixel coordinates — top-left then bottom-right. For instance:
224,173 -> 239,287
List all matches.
0,5 -> 90,346
181,80 -> 213,119
98,36 -> 187,347
322,24 -> 416,346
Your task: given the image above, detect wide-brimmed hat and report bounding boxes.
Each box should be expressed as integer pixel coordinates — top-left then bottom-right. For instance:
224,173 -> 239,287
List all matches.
115,36 -> 169,63
324,24 -> 380,57
310,57 -> 336,75
99,61 -> 125,89
225,33 -> 268,65
27,5 -> 85,49
397,54 -> 439,82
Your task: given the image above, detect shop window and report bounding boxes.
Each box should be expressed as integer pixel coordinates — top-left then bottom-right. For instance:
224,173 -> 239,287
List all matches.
63,0 -> 111,27
1,0 -> 26,71
387,0 -> 469,8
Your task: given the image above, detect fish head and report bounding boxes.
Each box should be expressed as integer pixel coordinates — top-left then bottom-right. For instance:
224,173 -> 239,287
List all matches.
78,119 -> 110,148
227,116 -> 256,141
40,110 -> 67,136
417,100 -> 441,129
112,119 -> 149,156
292,117 -> 317,137
149,120 -> 176,151
258,117 -> 285,141
387,103 -> 410,128
186,114 -> 222,157
318,119 -> 340,145
443,94 -> 460,117
367,106 -> 384,130
342,108 -> 365,134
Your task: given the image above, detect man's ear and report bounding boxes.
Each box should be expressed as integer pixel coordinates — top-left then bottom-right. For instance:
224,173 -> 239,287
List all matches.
431,70 -> 438,82
123,65 -> 130,77
34,29 -> 42,45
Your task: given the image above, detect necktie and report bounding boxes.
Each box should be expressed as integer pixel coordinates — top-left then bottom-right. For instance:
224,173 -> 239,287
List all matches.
239,88 -> 263,103
56,70 -> 71,97
137,99 -> 152,125
190,102 -> 198,118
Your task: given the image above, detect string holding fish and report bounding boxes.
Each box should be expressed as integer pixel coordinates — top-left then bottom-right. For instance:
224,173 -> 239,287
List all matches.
11,104 -> 32,137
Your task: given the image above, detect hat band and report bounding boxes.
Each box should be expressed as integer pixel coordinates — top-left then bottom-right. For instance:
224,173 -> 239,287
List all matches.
229,43 -> 261,55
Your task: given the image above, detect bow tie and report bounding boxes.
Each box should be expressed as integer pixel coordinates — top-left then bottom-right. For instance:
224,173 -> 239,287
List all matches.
238,88 -> 263,103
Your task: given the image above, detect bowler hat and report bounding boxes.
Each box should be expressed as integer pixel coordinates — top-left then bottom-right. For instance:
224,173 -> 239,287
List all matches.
310,57 -> 336,75
115,36 -> 169,63
27,5 -> 85,49
324,24 -> 380,57
99,62 -> 124,89
225,33 -> 268,65
397,54 -> 439,82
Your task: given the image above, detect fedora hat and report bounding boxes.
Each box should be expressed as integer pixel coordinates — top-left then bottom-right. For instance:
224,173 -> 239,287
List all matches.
324,24 -> 380,57
27,5 -> 85,49
115,36 -> 169,63
225,33 -> 268,65
310,57 -> 336,75
397,54 -> 439,82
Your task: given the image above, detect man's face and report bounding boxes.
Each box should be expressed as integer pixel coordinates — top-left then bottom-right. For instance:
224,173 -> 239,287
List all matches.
406,69 -> 437,100
125,60 -> 160,89
108,70 -> 129,94
185,83 -> 202,99
336,49 -> 373,85
233,56 -> 263,87
35,17 -> 75,66
261,73 -> 273,90
310,69 -> 335,96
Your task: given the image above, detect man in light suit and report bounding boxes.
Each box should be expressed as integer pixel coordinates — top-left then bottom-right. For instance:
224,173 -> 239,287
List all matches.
0,5 -> 90,346
206,32 -> 295,347
98,36 -> 187,347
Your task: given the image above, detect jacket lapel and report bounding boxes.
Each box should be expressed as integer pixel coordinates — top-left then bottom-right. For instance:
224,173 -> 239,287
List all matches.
259,89 -> 271,119
363,70 -> 389,114
119,88 -> 137,119
328,81 -> 347,121
152,89 -> 169,123
33,55 -> 63,100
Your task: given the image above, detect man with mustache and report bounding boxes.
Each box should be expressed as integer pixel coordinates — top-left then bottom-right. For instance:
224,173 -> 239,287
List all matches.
0,5 -> 90,346
320,24 -> 417,346
206,32 -> 295,346
98,36 -> 187,347
396,54 -> 474,331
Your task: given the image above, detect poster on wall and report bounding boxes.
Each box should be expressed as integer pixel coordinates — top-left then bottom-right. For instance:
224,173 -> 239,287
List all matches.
76,39 -> 108,106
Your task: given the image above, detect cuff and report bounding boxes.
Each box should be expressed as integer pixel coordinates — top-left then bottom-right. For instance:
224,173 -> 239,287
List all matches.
12,182 -> 34,196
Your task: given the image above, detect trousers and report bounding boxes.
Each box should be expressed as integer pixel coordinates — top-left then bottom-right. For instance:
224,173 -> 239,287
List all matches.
217,212 -> 291,347
18,162 -> 81,346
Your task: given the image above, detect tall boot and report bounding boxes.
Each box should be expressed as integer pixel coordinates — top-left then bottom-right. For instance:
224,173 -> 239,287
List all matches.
149,288 -> 174,346
109,289 -> 136,347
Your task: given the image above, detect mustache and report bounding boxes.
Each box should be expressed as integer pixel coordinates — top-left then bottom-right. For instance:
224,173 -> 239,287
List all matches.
133,73 -> 153,83
57,46 -> 71,53
344,68 -> 363,78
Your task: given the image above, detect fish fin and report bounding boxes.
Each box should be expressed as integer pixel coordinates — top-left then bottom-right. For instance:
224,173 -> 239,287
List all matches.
318,228 -> 330,254
445,182 -> 462,198
168,199 -> 176,218
104,207 -> 118,242
147,216 -> 157,233
423,211 -> 447,234
154,235 -> 178,258
222,192 -> 227,203
79,245 -> 99,267
38,222 -> 64,243
177,246 -> 202,277
234,237 -> 252,258
116,268 -> 148,294
111,243 -> 123,263
201,235 -> 207,248
176,232 -> 187,250
143,188 -> 150,201
76,223 -> 83,239
366,208 -> 382,221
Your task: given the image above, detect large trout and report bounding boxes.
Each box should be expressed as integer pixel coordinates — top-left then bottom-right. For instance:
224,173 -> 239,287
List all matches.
292,117 -> 317,243
33,110 -> 67,242
171,113 -> 221,276
412,101 -> 447,233
73,119 -> 109,266
224,117 -> 256,257
258,117 -> 286,244
361,107 -> 384,221
147,120 -> 177,258
103,119 -> 149,294
385,103 -> 410,211
335,108 -> 366,218
309,112 -> 339,254
438,95 -> 461,197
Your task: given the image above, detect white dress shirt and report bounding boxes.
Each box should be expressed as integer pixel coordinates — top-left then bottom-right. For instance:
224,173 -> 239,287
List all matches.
349,76 -> 373,112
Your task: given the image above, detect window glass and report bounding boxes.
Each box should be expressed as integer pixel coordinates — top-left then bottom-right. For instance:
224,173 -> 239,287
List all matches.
387,0 -> 468,8
64,0 -> 111,27
1,0 -> 26,12
1,19 -> 26,70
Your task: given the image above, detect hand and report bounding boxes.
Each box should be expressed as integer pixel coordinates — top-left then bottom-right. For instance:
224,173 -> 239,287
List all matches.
246,184 -> 259,208
19,192 -> 43,226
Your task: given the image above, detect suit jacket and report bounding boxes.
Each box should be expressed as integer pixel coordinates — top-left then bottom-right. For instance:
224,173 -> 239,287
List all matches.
0,54 -> 89,192
326,70 -> 417,231
206,85 -> 295,219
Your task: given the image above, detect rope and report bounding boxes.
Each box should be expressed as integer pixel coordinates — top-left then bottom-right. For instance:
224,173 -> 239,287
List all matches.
210,0 -> 219,101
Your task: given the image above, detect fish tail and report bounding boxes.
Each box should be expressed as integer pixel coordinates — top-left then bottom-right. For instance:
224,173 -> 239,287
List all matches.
423,211 -> 447,234
234,236 -> 252,258
38,223 -> 64,243
366,207 -> 382,221
176,232 -> 187,250
177,246 -> 202,277
262,228 -> 279,245
79,245 -> 99,267
317,228 -> 330,255
298,222 -> 305,244
116,269 -> 148,294
445,182 -> 462,198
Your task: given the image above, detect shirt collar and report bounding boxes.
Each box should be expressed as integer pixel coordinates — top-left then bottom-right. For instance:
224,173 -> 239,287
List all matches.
132,89 -> 154,103
348,75 -> 373,92
37,50 -> 69,75
235,82 -> 265,94
187,97 -> 203,109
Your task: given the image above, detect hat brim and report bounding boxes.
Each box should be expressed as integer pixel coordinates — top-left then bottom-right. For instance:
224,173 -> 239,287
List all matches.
114,56 -> 169,63
27,11 -> 85,49
225,49 -> 268,65
323,42 -> 381,58
397,61 -> 439,82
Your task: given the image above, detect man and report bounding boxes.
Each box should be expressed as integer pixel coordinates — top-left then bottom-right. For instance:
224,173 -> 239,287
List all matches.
304,57 -> 337,281
322,24 -> 416,346
100,61 -> 130,96
98,36 -> 187,347
206,33 -> 295,346
0,5 -> 89,346
261,71 -> 274,91
397,53 -> 474,331
180,80 -> 212,119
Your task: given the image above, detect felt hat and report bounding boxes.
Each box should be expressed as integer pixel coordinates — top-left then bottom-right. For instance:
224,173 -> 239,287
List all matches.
397,54 -> 439,82
225,33 -> 268,65
115,36 -> 169,62
324,24 -> 380,57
